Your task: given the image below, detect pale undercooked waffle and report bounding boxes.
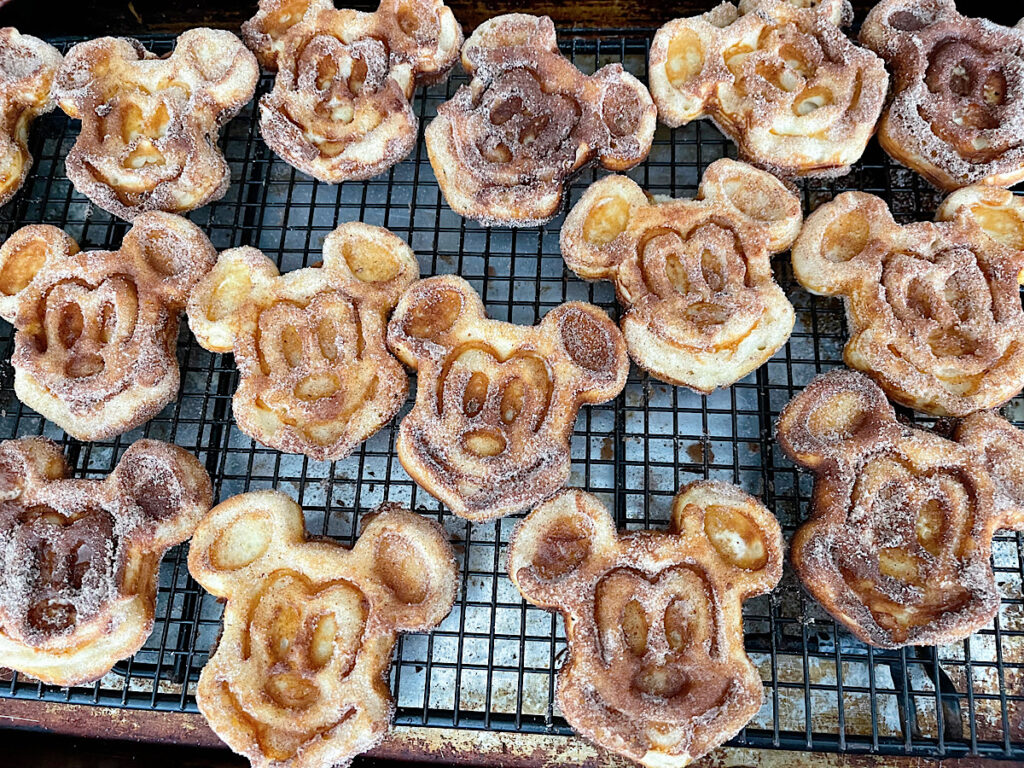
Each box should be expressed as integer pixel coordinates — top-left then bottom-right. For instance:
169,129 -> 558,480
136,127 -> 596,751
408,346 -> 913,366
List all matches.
649,0 -> 888,178
424,13 -> 656,226
187,222 -> 419,460
242,0 -> 462,182
386,274 -> 628,520
0,213 -> 217,440
777,368 -> 1024,648
190,491 -> 457,768
52,28 -> 259,220
0,28 -> 62,207
560,158 -> 801,393
860,0 -> 1024,191
507,482 -> 783,768
0,437 -> 212,686
792,185 -> 1024,417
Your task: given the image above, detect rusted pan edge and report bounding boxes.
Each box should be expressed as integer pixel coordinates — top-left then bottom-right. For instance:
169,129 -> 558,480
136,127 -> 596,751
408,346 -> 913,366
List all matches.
0,700 -> 1012,767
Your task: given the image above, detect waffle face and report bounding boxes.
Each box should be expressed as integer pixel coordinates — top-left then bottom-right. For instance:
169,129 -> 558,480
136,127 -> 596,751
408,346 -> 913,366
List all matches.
243,0 -> 462,182
508,483 -> 783,768
861,0 -> 1024,191
649,0 -> 888,178
0,28 -> 62,207
0,213 -> 216,440
425,13 -> 656,226
190,492 -> 457,768
777,369 -> 1024,648
52,29 -> 258,220
0,437 -> 212,686
560,158 -> 801,392
188,222 -> 418,460
792,186 -> 1024,417
387,274 -> 629,520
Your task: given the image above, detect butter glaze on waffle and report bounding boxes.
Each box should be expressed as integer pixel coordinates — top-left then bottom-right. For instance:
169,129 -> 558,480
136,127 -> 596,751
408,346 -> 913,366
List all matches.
190,491 -> 457,768
242,0 -> 462,183
777,368 -> 1024,648
508,483 -> 783,768
792,186 -> 1024,417
424,14 -> 656,227
187,222 -> 418,460
0,28 -> 61,207
386,274 -> 629,520
0,213 -> 216,440
860,0 -> 1024,191
649,0 -> 888,178
53,29 -> 258,220
0,437 -> 212,686
560,158 -> 801,393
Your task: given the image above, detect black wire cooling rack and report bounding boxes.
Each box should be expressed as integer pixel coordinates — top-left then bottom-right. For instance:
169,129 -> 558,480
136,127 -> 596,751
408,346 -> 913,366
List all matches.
1,30 -> 1023,763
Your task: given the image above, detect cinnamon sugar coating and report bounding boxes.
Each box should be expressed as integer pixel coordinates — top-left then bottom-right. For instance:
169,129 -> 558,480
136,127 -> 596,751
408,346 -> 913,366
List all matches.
508,483 -> 783,768
242,0 -> 462,183
190,492 -> 457,768
386,274 -> 629,520
53,29 -> 258,220
0,437 -> 212,686
187,222 -> 419,460
649,0 -> 888,178
860,0 -> 1024,191
0,213 -> 217,440
0,28 -> 62,207
561,158 -> 801,393
424,14 -> 656,227
777,368 -> 1024,648
792,186 -> 1024,417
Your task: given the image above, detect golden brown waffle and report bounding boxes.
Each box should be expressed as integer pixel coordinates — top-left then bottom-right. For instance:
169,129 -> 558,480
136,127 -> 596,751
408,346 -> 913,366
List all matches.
190,491 -> 457,768
792,186 -> 1024,417
560,158 -> 801,392
52,29 -> 258,221
0,28 -> 62,207
0,213 -> 216,440
242,0 -> 462,183
424,14 -> 656,226
777,368 -> 1024,648
649,0 -> 888,178
386,274 -> 628,520
187,222 -> 418,460
508,483 -> 783,768
861,0 -> 1024,191
0,437 -> 212,686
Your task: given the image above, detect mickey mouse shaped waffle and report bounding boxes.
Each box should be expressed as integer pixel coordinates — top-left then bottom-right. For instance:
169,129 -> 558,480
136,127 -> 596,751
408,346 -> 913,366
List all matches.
0,437 -> 212,686
190,491 -> 457,768
52,29 -> 258,220
387,275 -> 629,520
508,482 -> 783,768
649,0 -> 888,178
561,158 -> 802,392
242,0 -> 462,182
0,28 -> 62,207
777,368 -> 1024,648
792,185 -> 1024,417
187,222 -> 418,460
860,0 -> 1024,191
425,14 -> 656,226
0,213 -> 217,440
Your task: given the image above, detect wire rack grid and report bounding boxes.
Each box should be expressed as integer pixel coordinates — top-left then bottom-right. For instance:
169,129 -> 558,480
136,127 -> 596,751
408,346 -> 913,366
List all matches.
0,30 -> 1022,763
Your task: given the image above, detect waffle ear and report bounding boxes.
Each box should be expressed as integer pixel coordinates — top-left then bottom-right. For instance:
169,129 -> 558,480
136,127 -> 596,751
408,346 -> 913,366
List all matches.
188,490 -> 305,595
775,368 -> 896,470
699,158 -> 803,252
387,275 -> 477,365
120,212 -> 217,304
546,302 -> 628,393
936,186 -> 1024,257
462,14 -> 558,73
352,503 -> 458,632
594,67 -> 657,171
188,247 -> 279,354
321,222 -> 419,306
560,174 -> 647,278
0,225 -> 77,322
0,437 -> 69,501
173,28 -> 260,107
955,411 -> 1024,531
